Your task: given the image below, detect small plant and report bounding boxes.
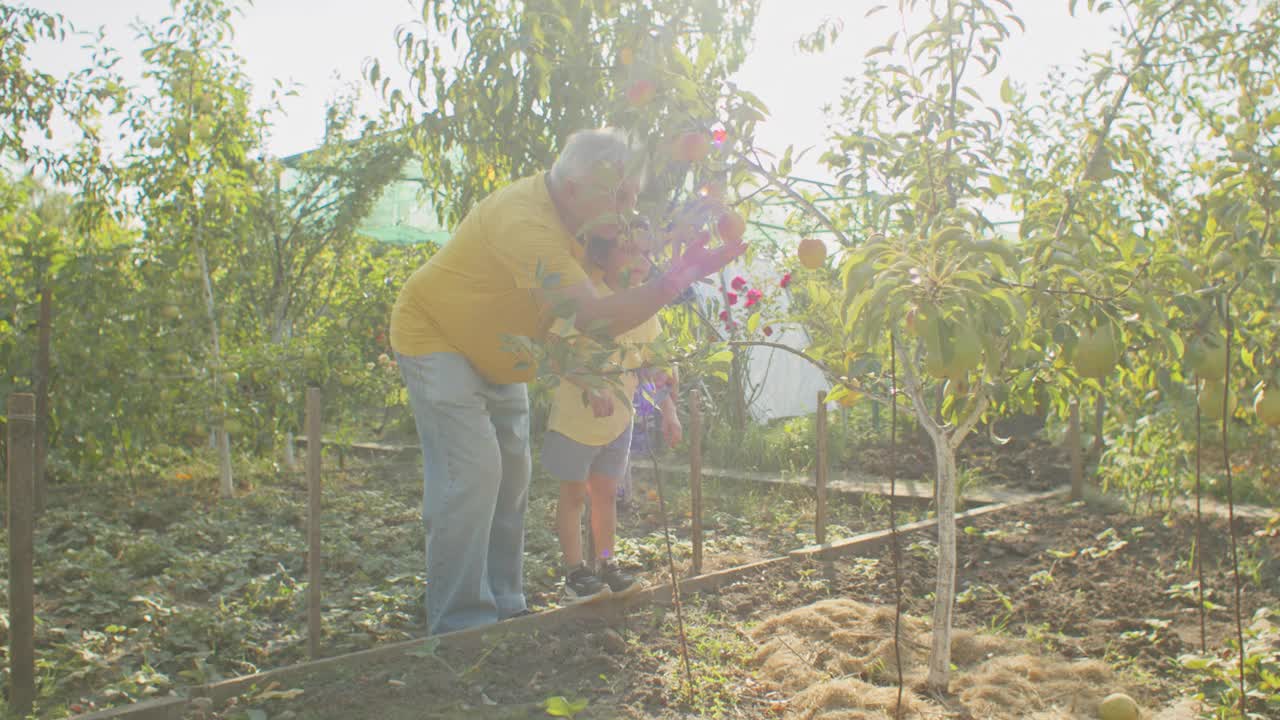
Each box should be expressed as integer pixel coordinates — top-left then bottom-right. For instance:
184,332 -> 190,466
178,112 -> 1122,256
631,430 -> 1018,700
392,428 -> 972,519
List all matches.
1179,609 -> 1280,719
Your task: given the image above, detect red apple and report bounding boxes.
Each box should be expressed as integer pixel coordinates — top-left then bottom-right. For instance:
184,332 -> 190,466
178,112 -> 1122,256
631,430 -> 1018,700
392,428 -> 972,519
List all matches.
673,131 -> 710,163
717,210 -> 746,242
797,237 -> 827,269
625,79 -> 657,107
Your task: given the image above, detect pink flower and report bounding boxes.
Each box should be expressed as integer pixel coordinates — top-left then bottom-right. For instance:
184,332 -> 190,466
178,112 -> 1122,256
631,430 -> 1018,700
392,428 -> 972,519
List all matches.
712,128 -> 728,147
779,273 -> 791,289
731,275 -> 747,291
726,291 -> 738,305
744,288 -> 763,308
719,310 -> 730,321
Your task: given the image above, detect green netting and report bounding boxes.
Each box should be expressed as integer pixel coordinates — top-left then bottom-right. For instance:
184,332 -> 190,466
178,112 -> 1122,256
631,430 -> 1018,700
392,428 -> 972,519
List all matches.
278,149 -> 451,246
354,158 -> 451,245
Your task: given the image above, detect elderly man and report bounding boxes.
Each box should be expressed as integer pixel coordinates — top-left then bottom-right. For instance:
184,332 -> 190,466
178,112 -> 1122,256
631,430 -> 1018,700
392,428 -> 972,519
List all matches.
390,128 -> 744,635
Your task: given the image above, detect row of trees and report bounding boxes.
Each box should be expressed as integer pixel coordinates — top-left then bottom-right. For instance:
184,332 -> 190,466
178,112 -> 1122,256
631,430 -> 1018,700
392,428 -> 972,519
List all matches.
1,1 -> 431,492
751,0 -> 1280,698
2,0 -> 1276,707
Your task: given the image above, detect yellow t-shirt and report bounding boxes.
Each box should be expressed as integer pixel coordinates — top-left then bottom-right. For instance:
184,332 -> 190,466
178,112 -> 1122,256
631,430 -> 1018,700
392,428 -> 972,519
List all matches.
389,172 -> 588,384
546,282 -> 662,446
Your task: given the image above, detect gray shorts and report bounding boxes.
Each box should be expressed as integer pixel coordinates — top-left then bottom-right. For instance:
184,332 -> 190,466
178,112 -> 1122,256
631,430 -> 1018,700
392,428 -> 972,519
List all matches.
541,423 -> 633,483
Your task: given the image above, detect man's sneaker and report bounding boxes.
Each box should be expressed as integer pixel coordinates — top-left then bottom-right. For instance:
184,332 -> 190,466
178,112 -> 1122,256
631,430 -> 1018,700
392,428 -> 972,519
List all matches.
562,564 -> 610,603
598,560 -> 638,596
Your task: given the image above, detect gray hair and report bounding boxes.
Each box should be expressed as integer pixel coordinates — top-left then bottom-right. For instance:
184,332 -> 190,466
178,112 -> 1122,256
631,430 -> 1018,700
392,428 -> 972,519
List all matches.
549,127 -> 646,189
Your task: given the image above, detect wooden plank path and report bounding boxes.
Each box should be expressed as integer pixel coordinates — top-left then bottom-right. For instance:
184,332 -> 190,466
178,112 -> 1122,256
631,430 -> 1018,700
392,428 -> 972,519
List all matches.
633,460 -> 1055,507
294,436 -> 1058,507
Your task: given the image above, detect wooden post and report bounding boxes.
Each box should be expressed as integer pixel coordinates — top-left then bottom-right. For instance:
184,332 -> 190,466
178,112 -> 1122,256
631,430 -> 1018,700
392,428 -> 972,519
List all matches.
34,285 -> 52,515
689,389 -> 703,576
816,391 -> 829,545
7,393 -> 37,717
1068,397 -> 1084,501
305,388 -> 323,659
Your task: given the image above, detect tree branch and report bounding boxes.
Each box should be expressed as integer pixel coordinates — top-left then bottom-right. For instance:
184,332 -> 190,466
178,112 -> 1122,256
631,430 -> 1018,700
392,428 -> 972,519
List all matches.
1045,2 -> 1181,255
894,338 -> 946,439
732,150 -> 852,247
948,391 -> 990,451
726,339 -> 892,406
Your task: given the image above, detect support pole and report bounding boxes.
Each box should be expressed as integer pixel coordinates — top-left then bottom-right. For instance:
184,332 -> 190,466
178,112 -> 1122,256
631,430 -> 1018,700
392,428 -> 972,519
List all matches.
689,389 -> 703,576
816,391 -> 829,545
7,393 -> 37,717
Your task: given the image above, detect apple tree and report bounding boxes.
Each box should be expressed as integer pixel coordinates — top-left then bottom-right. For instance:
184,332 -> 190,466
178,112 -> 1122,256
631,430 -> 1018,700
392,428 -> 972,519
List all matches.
760,0 -> 1046,693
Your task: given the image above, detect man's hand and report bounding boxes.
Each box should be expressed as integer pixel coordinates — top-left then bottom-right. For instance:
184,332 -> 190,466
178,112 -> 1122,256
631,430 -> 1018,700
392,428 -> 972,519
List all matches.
589,389 -> 615,418
666,226 -> 748,291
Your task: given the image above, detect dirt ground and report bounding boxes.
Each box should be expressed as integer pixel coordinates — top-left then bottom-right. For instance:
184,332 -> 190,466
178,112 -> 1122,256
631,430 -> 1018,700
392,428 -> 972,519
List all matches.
204,497 -> 1277,719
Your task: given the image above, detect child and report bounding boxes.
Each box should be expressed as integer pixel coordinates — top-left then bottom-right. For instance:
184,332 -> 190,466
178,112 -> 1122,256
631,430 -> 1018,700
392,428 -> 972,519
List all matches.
542,234 -> 679,602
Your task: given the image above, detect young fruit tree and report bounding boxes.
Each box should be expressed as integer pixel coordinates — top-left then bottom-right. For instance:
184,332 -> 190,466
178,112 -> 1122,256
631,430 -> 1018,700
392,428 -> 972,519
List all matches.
761,0 -> 1046,693
126,0 -> 268,496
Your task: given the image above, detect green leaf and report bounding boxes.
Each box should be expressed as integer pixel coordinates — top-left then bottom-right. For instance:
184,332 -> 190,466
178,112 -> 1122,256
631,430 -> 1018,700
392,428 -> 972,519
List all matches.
544,696 -> 589,718
706,349 -> 734,365
999,76 -> 1013,103
747,312 -> 761,335
777,145 -> 793,177
826,384 -> 852,406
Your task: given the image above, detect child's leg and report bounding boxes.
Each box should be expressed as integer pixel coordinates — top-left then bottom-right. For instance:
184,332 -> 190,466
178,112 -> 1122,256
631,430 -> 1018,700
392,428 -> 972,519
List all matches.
556,480 -> 589,568
585,423 -> 634,565
586,472 -> 619,562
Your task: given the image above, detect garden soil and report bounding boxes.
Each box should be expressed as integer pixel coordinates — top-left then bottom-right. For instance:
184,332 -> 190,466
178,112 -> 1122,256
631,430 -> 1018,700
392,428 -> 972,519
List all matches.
233,498 -> 1277,719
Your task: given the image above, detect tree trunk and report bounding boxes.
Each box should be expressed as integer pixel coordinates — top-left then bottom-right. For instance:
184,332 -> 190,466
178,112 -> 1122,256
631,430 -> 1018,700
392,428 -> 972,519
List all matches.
1089,391 -> 1105,463
1069,398 -> 1084,501
33,284 -> 52,515
284,431 -> 297,469
730,348 -> 746,430
895,341 -> 978,695
196,242 -> 233,497
927,436 -> 959,692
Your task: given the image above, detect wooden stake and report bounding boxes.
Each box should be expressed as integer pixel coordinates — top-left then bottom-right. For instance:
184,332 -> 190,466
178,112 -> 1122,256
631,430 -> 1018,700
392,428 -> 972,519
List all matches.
689,389 -> 703,576
1068,398 -> 1083,501
306,388 -> 323,659
7,393 -> 37,717
34,285 -> 52,515
816,391 -> 829,545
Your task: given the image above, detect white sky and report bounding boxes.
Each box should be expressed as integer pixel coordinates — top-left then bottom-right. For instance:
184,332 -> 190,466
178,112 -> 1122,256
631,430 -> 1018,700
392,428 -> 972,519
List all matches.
23,1 -> 1120,178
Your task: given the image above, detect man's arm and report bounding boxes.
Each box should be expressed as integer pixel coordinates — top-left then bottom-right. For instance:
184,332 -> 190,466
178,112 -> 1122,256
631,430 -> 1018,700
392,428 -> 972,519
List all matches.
539,233 -> 746,337
549,271 -> 685,337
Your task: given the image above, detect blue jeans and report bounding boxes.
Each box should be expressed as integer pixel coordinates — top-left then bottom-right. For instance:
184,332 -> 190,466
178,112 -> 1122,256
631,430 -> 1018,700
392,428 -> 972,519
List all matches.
396,352 -> 531,635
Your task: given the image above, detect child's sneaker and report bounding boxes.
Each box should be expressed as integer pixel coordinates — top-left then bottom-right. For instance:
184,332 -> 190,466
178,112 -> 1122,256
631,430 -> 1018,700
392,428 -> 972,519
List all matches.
562,563 -> 610,603
598,560 -> 638,596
